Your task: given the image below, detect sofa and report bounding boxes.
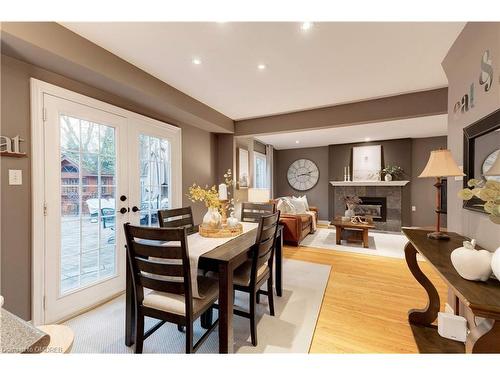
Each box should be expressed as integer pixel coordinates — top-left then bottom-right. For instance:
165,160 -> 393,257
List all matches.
271,198 -> 319,246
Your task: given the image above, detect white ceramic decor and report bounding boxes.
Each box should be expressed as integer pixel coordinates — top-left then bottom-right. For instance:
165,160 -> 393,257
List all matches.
203,207 -> 222,229
491,247 -> 500,280
450,240 -> 492,282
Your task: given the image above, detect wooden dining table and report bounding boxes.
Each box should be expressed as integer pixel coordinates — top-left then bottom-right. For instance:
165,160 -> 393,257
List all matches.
124,225 -> 284,353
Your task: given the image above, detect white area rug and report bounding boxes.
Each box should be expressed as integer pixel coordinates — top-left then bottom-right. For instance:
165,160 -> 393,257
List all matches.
65,259 -> 330,353
301,227 -> 409,259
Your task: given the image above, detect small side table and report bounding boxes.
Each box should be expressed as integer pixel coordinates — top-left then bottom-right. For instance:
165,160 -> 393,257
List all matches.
37,325 -> 74,354
330,217 -> 375,248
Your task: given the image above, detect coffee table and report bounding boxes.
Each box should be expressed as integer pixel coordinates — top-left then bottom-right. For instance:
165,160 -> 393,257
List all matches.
330,217 -> 375,248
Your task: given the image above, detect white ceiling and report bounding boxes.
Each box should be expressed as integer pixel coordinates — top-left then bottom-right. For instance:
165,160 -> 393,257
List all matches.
255,114 -> 448,149
62,22 -> 464,120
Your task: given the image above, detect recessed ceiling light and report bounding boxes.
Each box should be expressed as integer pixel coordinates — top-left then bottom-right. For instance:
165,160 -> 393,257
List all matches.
257,64 -> 267,70
365,137 -> 371,142
295,140 -> 300,144
192,58 -> 202,65
301,22 -> 313,31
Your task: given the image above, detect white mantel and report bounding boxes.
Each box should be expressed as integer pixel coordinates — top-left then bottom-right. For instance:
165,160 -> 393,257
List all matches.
330,180 -> 410,187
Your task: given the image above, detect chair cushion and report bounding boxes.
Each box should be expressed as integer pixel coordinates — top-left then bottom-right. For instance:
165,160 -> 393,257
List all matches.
142,276 -> 218,316
233,260 -> 269,287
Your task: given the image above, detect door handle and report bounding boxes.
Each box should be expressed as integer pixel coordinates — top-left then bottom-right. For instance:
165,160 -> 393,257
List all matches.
118,207 -> 128,214
120,195 -> 127,202
131,206 -> 140,213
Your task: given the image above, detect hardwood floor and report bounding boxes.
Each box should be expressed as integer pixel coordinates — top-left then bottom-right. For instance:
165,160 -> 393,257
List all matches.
283,244 -> 449,353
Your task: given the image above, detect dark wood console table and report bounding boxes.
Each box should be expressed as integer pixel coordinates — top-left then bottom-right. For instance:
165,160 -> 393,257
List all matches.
402,228 -> 500,353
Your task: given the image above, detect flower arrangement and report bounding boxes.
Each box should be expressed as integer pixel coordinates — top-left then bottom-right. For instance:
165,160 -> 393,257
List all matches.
458,179 -> 500,224
343,195 -> 362,208
223,169 -> 235,215
382,165 -> 405,179
187,184 -> 221,209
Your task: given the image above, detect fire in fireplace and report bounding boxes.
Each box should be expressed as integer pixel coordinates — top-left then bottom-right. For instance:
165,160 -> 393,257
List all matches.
354,197 -> 387,222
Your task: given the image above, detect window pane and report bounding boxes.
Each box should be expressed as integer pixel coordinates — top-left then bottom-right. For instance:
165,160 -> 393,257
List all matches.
81,121 -> 100,153
100,125 -> 115,156
60,115 -> 80,151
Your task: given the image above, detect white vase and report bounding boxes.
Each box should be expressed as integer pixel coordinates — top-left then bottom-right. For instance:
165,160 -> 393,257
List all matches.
384,174 -> 393,182
345,204 -> 356,218
450,241 -> 492,282
227,213 -> 239,228
203,207 -> 222,229
491,247 -> 500,280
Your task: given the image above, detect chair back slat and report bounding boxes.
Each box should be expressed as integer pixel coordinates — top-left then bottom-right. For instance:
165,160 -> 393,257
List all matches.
241,202 -> 276,223
248,211 -> 280,285
136,257 -> 184,277
124,224 -> 192,308
158,207 -> 196,233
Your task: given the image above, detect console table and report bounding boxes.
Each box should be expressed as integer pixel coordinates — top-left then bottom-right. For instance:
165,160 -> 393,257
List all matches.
402,228 -> 500,353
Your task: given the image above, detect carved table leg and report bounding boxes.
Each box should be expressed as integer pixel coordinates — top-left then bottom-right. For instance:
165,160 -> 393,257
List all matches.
466,319 -> 500,353
404,242 -> 440,326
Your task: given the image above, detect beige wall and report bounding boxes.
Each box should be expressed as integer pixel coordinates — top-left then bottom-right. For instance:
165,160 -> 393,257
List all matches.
442,22 -> 500,252
0,55 -> 218,319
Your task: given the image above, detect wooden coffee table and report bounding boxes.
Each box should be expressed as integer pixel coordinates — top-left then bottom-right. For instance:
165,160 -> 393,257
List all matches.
330,217 -> 375,248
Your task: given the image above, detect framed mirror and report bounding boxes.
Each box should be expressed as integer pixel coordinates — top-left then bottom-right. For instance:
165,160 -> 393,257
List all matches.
463,108 -> 500,213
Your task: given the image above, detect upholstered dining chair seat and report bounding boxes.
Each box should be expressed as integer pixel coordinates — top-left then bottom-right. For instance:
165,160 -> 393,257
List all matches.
233,261 -> 269,287
143,276 -> 218,315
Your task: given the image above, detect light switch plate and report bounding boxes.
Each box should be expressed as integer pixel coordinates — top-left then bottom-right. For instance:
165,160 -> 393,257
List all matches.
9,169 -> 22,185
412,206 -> 416,212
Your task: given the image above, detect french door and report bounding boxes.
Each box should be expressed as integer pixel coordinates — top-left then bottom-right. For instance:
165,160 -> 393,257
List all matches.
40,87 -> 181,323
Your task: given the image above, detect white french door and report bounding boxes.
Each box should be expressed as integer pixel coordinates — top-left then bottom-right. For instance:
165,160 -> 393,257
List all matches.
36,81 -> 182,324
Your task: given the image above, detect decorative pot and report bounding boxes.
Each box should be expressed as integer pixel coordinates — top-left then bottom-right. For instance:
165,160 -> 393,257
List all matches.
345,204 -> 356,218
450,240 -> 492,282
203,207 -> 222,229
227,213 -> 239,228
384,174 -> 393,182
491,247 -> 500,280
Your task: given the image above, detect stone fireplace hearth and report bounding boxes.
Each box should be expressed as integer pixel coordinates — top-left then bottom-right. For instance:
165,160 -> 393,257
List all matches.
330,181 -> 410,232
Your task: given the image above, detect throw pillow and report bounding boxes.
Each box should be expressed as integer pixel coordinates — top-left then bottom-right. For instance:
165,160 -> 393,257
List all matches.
290,198 -> 307,214
293,195 -> 310,210
276,197 -> 296,214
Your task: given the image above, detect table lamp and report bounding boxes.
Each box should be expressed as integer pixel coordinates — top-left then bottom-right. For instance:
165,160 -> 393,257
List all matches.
419,149 -> 464,240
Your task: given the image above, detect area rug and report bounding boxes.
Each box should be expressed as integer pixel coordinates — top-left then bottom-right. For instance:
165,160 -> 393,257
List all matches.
64,259 -> 330,353
301,227 -> 409,259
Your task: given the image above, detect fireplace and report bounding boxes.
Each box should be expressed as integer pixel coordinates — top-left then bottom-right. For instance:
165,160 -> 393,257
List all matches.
354,197 -> 387,222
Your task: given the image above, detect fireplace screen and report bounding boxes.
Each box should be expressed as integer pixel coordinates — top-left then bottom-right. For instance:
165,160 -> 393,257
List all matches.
354,197 -> 387,222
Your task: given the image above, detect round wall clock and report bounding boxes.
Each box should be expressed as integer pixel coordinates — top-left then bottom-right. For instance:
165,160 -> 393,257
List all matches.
287,159 -> 320,191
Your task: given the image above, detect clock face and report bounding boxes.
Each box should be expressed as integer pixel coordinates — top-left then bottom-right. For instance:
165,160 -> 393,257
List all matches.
287,159 -> 320,191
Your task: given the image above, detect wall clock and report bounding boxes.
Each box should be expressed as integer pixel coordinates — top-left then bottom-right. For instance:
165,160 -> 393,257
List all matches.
287,159 -> 320,191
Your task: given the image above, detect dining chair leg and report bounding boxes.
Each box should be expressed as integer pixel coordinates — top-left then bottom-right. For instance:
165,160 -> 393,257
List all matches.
250,290 -> 257,346
185,322 -> 194,353
267,277 -> 275,316
135,311 -> 144,354
177,324 -> 184,332
256,290 -> 261,304
201,306 -> 213,329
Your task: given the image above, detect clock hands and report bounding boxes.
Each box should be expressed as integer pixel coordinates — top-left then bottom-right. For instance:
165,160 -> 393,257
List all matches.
297,172 -> 312,177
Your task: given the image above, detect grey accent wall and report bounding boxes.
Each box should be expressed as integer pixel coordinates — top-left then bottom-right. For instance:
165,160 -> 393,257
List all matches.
411,137 -> 448,228
328,139 -> 413,226
0,54 -> 218,319
442,22 -> 500,252
274,146 -> 329,220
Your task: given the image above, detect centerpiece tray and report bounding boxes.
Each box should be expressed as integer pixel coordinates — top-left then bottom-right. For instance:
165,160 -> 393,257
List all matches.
199,223 -> 243,238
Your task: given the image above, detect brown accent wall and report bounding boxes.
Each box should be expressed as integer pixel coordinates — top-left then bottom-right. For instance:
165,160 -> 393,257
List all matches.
274,146 -> 329,220
410,137 -> 448,228
0,55 -> 218,319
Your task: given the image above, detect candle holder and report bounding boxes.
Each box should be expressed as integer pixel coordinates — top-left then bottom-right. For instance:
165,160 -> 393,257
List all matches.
219,199 -> 229,225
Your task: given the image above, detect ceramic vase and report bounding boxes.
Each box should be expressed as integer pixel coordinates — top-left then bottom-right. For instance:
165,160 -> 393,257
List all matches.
227,213 -> 239,228
203,207 -> 222,229
491,247 -> 500,280
384,174 -> 393,182
450,240 -> 492,282
345,204 -> 356,218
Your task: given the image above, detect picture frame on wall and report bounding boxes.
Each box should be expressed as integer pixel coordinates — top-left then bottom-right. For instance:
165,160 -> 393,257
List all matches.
352,145 -> 382,181
237,147 -> 249,189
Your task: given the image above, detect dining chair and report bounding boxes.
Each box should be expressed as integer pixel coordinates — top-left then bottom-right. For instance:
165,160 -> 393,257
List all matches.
158,207 -> 197,234
124,223 -> 219,353
240,202 -> 276,223
232,211 -> 280,346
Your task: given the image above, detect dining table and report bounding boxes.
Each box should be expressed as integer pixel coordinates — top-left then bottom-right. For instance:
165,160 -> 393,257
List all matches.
124,224 -> 284,353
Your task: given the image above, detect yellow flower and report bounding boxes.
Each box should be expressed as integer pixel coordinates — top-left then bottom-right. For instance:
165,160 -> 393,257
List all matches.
458,189 -> 474,200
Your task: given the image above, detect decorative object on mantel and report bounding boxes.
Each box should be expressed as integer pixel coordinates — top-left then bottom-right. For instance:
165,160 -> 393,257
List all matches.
352,145 -> 382,181
0,135 -> 26,157
187,169 -> 242,237
343,195 -> 362,218
419,149 -> 464,240
343,165 -> 351,182
382,165 -> 405,182
451,239 -> 493,282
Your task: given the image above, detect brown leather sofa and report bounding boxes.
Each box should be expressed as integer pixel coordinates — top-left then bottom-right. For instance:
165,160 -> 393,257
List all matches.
271,200 -> 318,246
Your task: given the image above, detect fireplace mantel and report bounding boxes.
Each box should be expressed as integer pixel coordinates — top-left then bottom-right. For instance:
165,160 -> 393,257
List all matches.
329,180 -> 410,187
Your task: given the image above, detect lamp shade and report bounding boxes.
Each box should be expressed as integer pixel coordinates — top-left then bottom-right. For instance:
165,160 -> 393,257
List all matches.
248,188 -> 270,203
419,149 -> 465,178
484,153 -> 500,176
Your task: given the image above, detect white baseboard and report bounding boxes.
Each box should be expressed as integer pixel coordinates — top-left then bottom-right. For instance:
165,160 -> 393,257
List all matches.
318,220 -> 330,226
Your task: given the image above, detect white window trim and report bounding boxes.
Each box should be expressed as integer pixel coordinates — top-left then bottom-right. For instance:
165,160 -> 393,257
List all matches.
30,78 -> 182,324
